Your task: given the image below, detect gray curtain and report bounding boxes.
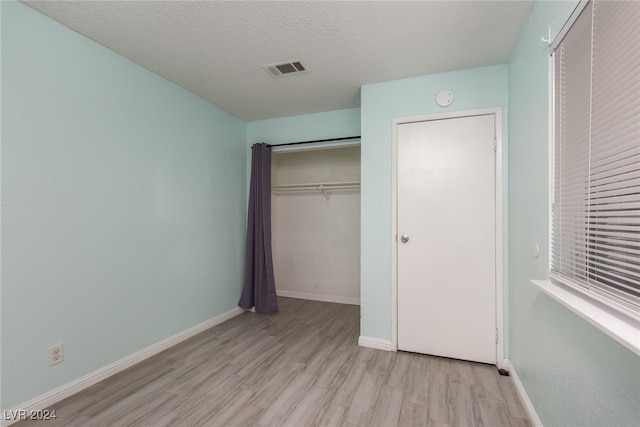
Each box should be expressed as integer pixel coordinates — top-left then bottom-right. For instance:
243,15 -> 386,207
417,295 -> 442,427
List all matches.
238,143 -> 279,313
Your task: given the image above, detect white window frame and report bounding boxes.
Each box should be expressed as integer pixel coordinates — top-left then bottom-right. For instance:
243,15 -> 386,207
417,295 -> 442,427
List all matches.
534,0 -> 640,356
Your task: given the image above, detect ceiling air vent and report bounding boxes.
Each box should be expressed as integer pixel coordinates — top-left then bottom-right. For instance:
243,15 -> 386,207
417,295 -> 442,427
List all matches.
263,60 -> 308,77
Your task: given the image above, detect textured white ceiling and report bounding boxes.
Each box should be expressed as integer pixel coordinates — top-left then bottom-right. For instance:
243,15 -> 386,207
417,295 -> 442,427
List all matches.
24,1 -> 532,121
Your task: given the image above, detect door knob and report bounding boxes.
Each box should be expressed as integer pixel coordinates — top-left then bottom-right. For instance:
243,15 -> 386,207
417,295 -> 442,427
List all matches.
400,234 -> 409,243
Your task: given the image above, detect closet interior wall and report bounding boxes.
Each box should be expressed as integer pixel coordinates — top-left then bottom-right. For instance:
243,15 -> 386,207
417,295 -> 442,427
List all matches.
271,145 -> 361,305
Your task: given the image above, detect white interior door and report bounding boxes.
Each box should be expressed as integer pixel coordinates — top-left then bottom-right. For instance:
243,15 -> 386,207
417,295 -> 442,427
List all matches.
397,114 -> 496,364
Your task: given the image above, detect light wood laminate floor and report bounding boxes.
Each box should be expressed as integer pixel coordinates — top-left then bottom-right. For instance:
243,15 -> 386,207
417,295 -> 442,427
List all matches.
16,297 -> 530,426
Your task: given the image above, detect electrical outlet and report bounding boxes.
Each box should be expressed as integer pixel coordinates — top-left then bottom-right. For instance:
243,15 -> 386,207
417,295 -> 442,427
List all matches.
49,344 -> 63,366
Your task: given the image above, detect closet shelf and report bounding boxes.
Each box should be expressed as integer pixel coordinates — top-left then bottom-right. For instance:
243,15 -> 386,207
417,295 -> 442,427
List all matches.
272,181 -> 360,192
272,181 -> 360,201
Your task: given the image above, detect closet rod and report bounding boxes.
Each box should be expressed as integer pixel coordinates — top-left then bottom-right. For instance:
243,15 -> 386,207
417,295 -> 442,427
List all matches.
272,181 -> 361,191
262,135 -> 361,148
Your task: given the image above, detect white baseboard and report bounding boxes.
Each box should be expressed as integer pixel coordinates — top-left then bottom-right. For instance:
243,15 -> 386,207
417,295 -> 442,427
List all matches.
1,307 -> 244,427
509,362 -> 543,427
358,336 -> 394,351
277,289 -> 360,305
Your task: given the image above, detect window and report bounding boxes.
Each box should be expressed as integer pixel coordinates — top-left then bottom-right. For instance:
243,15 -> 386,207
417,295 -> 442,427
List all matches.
551,0 -> 640,313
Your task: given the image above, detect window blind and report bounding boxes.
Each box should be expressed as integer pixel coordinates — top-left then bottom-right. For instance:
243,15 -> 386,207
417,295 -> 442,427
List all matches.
551,0 -> 640,309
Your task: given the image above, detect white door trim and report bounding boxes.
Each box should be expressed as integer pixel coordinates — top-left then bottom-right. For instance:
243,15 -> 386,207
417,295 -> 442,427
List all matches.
391,108 -> 505,368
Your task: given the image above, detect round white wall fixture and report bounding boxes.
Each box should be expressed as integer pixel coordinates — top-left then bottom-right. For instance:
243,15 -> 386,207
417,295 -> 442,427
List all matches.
436,90 -> 454,107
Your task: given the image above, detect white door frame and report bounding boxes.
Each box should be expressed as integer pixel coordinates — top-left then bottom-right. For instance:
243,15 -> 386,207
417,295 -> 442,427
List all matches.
391,107 -> 506,369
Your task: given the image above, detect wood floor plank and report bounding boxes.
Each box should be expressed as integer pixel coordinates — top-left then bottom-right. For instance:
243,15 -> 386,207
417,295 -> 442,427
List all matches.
426,369 -> 450,423
365,348 -> 394,376
344,372 -> 384,425
310,404 -> 347,427
257,373 -> 316,426
165,361 -> 240,401
368,386 -> 403,427
447,382 -> 484,427
385,351 -> 413,390
202,388 -> 255,427
312,346 -> 354,391
451,358 -> 475,386
233,340 -> 286,381
284,328 -> 327,363
127,408 -> 178,427
330,361 -> 367,408
207,404 -> 264,427
171,373 -> 248,426
281,387 -> 331,427
403,363 -> 431,405
398,400 -> 430,426
13,297 -> 530,427
302,342 -> 340,375
79,365 -> 174,417
502,379 -> 531,420
84,390 -> 177,427
471,362 -> 504,401
477,396 -> 532,427
247,358 -> 306,409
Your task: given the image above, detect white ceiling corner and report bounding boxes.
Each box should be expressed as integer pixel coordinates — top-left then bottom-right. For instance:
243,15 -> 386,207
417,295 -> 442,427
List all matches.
22,1 -> 533,121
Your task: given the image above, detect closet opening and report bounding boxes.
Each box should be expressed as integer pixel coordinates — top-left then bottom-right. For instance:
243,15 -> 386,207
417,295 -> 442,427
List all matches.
271,142 -> 361,305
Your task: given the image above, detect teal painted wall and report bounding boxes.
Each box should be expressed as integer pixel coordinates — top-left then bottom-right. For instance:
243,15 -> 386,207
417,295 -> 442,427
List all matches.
247,108 -> 361,146
1,2 -> 247,409
508,1 -> 640,425
360,65 -> 509,342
